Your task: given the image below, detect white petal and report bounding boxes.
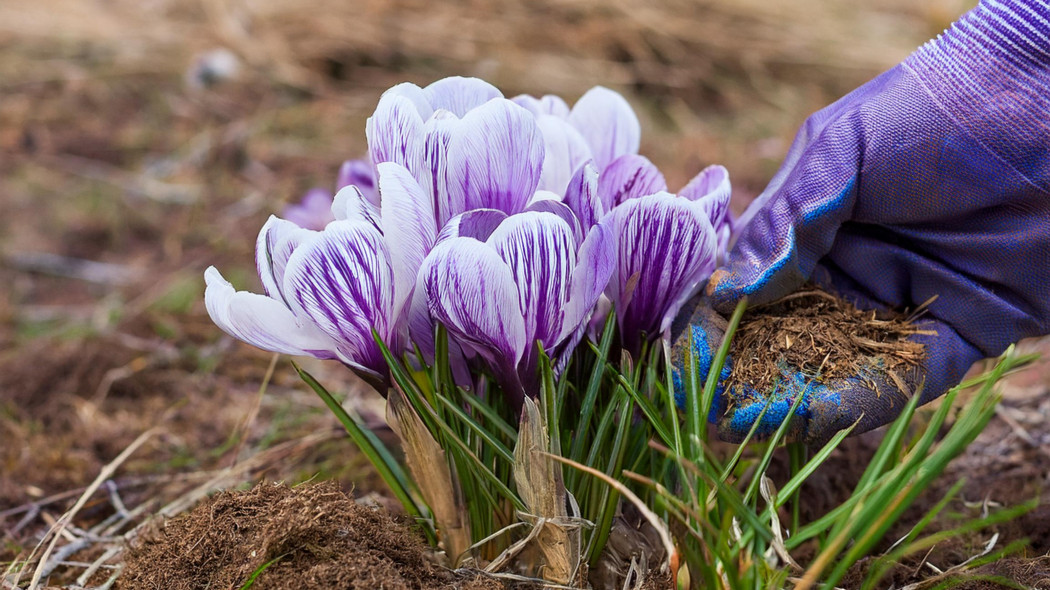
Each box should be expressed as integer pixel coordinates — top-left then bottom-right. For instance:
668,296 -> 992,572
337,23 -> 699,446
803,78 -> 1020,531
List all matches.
424,77 -> 503,117
564,163 -> 603,232
367,93 -> 425,170
418,111 -> 464,226
255,215 -> 312,303
445,99 -> 545,216
512,94 -> 571,118
568,86 -> 641,171
422,238 -> 527,369
559,222 -> 615,343
535,115 -> 593,194
332,185 -> 382,230
525,197 -> 584,245
283,221 -> 396,373
681,164 -> 732,228
377,162 -> 437,321
205,266 -> 338,359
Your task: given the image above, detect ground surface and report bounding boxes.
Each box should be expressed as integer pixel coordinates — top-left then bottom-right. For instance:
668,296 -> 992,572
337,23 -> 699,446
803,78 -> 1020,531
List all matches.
1,0 -> 1048,588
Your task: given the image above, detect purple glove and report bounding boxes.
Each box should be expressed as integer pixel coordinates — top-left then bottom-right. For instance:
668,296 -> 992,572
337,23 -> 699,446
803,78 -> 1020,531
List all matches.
673,0 -> 1050,444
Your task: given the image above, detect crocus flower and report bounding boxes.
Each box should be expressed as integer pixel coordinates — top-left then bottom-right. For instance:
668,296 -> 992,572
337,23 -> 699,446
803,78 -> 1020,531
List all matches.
281,159 -> 378,230
420,211 -> 614,402
593,160 -> 731,353
366,77 -> 546,226
205,216 -> 396,383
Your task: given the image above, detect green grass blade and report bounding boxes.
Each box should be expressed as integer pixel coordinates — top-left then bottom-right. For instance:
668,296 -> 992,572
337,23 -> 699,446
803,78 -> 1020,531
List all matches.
237,553 -> 288,589
434,393 -> 515,465
569,312 -> 617,466
694,298 -> 747,452
294,365 -> 431,533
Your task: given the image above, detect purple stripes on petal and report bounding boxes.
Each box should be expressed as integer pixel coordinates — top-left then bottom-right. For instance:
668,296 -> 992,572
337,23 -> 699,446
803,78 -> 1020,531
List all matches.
564,163 -> 603,232
421,238 -> 527,370
486,212 -> 576,354
283,220 -> 396,375
367,93 -> 425,171
567,86 -> 641,172
381,82 -> 433,119
337,159 -> 379,206
681,164 -> 732,228
559,222 -> 615,344
332,185 -> 382,231
377,162 -> 437,320
420,111 -> 464,225
598,154 -> 668,210
445,99 -> 545,216
600,194 -> 717,351
525,198 -> 584,245
256,216 -> 313,303
205,266 -> 338,360
424,77 -> 503,117
437,209 -> 508,243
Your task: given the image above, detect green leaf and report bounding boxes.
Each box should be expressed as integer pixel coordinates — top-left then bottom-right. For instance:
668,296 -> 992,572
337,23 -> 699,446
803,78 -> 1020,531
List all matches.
294,364 -> 432,542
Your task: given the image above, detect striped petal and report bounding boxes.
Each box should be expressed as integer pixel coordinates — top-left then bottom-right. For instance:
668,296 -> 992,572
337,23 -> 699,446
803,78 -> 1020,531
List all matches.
525,198 -> 584,245
367,92 -> 425,171
419,110 -> 464,225
567,86 -> 641,172
559,222 -> 615,344
379,82 -> 433,119
255,216 -> 313,304
332,185 -> 381,231
601,193 -> 717,350
377,162 -> 436,320
486,212 -> 576,353
421,237 -> 527,371
563,163 -> 603,232
681,164 -> 731,228
283,220 -> 396,375
437,209 -> 508,243
205,266 -> 338,360
598,154 -> 667,210
445,99 -> 545,216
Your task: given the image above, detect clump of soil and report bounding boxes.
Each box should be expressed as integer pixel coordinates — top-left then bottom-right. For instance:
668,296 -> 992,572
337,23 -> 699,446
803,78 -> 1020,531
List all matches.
119,481 -> 504,590
727,289 -> 927,393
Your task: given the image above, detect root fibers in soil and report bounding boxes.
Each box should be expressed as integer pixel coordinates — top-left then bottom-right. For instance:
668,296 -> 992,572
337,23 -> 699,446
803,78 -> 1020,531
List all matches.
727,289 -> 927,393
119,481 -> 503,590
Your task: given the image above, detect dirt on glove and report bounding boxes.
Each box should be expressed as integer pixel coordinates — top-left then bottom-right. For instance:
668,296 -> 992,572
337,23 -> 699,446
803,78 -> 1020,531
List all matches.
726,289 -> 929,394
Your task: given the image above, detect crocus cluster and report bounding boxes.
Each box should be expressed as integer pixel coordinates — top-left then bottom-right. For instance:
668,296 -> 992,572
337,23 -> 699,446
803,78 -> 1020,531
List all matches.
206,77 -> 732,401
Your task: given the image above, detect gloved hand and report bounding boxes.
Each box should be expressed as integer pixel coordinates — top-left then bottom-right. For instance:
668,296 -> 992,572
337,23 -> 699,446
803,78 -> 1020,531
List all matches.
672,0 -> 1050,445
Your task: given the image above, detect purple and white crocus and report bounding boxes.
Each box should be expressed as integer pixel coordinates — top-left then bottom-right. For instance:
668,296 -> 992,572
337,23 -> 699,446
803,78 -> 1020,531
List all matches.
422,211 -> 613,402
281,159 -> 378,231
205,75 -> 733,396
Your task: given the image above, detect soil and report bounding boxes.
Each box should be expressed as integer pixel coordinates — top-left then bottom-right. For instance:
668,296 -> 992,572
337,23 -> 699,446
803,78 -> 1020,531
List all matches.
727,289 -> 926,394
119,482 -> 505,590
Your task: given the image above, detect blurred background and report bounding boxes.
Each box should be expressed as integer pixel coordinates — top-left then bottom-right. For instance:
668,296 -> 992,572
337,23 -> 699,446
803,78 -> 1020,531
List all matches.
15,0 -> 1047,580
